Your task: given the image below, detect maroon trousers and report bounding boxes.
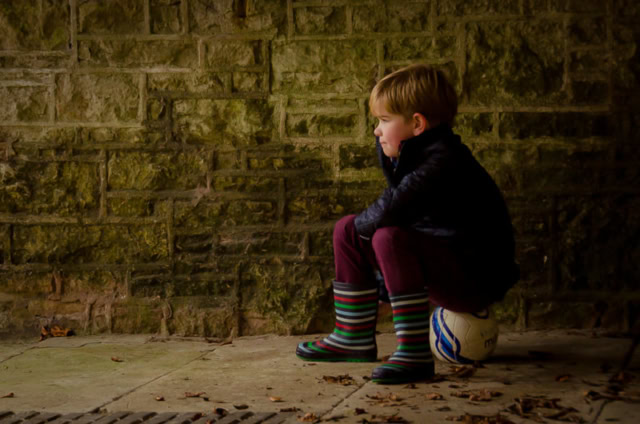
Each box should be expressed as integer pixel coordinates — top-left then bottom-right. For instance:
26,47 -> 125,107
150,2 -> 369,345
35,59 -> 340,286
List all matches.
333,215 -> 492,313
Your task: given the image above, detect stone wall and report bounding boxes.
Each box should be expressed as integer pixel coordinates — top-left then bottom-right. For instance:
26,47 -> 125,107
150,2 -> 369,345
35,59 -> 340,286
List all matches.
0,0 -> 638,338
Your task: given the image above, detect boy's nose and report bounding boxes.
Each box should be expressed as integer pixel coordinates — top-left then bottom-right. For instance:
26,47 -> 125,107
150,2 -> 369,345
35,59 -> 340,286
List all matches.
373,126 -> 382,136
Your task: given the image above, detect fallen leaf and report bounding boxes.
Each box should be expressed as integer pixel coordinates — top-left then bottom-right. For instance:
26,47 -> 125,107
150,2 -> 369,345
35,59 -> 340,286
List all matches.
1,393 -> 14,398
155,396 -> 165,401
298,412 -> 318,422
445,413 -> 515,423
451,389 -> 502,402
270,396 -> 284,402
369,414 -> 408,423
404,383 -> 417,389
322,374 -> 356,386
280,407 -> 299,412
528,350 -> 553,360
40,325 -> 75,341
354,408 -> 367,415
448,366 -> 476,379
365,392 -> 405,407
426,392 -> 444,400
556,374 -> 572,382
233,404 -> 249,410
184,391 -> 209,401
436,406 -> 451,412
214,408 -> 228,417
111,357 -> 124,362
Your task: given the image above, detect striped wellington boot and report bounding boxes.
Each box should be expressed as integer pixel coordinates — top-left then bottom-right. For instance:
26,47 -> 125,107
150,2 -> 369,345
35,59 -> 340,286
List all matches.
371,291 -> 435,384
296,281 -> 378,362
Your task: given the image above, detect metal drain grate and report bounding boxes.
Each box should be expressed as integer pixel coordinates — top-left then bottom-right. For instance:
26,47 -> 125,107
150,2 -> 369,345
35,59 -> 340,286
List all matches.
0,411 -> 296,424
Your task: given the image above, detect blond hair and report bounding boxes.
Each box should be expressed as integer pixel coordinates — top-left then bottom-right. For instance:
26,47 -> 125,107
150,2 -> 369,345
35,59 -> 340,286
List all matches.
369,64 -> 458,127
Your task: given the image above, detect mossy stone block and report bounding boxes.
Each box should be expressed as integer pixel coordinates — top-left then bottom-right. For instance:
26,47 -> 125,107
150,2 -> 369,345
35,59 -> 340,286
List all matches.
148,73 -> 226,94
466,21 -> 565,106
272,40 -> 376,94
308,230 -> 333,257
150,0 -> 183,34
108,150 -> 208,190
286,112 -> 358,137
339,144 -> 378,170
437,0 -> 519,15
215,231 -> 303,256
56,73 -> 139,122
384,37 -> 456,61
0,0 -> 68,50
189,0 -> 287,35
286,193 -> 344,224
174,200 -> 278,229
205,40 -> 263,68
78,0 -> 145,34
0,161 -> 99,215
12,225 -> 168,264
499,113 -> 613,139
352,2 -> 430,33
294,6 -> 346,36
168,296 -> 235,337
454,113 -> 494,137
173,99 -> 275,146
0,86 -> 49,122
79,40 -> 198,68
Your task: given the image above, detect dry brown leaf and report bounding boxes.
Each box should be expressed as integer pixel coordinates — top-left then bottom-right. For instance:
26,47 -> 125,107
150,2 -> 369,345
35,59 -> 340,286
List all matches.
184,391 -> 209,401
1,393 -> 14,398
233,404 -> 249,410
280,407 -> 299,412
269,396 -> 284,402
556,374 -> 572,382
214,408 -> 228,417
40,325 -> 75,341
111,357 -> 124,363
322,374 -> 356,386
355,408 -> 367,415
451,389 -> 502,402
155,396 -> 165,401
448,365 -> 477,379
426,392 -> 444,400
298,412 -> 318,422
445,413 -> 515,423
369,414 -> 408,423
404,383 -> 417,389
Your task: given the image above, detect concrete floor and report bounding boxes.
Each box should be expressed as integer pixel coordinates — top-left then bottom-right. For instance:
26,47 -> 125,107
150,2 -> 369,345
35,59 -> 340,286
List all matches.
0,329 -> 639,423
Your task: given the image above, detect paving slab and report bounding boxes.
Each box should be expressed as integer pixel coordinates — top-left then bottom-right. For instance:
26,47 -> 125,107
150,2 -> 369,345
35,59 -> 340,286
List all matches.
0,330 -> 638,423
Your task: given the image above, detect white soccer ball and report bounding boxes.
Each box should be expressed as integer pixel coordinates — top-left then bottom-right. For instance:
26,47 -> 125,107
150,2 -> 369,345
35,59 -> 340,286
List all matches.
429,306 -> 499,364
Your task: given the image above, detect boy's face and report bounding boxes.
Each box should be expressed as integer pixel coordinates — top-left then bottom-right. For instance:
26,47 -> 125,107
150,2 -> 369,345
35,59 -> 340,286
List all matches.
371,100 -> 419,159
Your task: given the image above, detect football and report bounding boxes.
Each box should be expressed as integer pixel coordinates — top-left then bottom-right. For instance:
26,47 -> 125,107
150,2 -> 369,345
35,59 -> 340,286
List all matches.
429,306 -> 499,364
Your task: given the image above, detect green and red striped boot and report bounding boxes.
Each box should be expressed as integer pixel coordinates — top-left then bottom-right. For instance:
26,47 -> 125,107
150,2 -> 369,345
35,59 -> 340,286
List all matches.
296,281 -> 378,362
371,291 -> 435,384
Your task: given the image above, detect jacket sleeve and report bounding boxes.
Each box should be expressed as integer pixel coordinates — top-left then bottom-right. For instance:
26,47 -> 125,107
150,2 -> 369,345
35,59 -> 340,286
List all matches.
353,146 -> 451,239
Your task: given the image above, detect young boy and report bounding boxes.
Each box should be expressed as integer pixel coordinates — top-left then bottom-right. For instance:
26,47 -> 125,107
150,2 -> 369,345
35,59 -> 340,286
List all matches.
296,64 -> 519,384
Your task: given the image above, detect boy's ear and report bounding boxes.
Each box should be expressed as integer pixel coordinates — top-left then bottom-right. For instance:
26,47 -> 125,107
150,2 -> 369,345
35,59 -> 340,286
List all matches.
412,113 -> 429,135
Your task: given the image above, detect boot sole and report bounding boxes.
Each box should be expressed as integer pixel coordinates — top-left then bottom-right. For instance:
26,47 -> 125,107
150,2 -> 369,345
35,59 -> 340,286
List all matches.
296,354 -> 376,363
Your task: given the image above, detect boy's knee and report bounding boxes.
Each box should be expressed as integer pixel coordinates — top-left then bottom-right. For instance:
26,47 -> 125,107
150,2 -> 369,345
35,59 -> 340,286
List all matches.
371,226 -> 408,252
333,214 -> 357,243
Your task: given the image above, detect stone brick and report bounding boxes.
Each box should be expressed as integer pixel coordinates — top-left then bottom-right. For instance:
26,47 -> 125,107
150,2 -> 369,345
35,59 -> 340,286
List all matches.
286,193 -> 344,224
352,1 -> 430,34
514,239 -> 550,289
232,72 -> 266,93
78,40 -> 198,68
0,225 -> 8,264
467,143 -> 520,192
499,113 -> 614,139
204,40 -> 263,68
78,0 -> 145,34
12,224 -> 168,264
339,143 -> 378,170
151,0 -> 183,34
509,197 -> 552,237
294,6 -> 347,36
0,272 -> 52,297
568,16 -> 607,46
167,274 -> 235,297
453,113 -> 494,137
286,112 -> 358,137
550,0 -> 606,13
527,300 -> 597,329
173,99 -> 275,146
570,50 -> 609,74
189,0 -> 287,35
0,0 -> 69,50
213,151 -> 244,170
56,73 -> 139,122
248,153 -> 330,172
0,86 -> 49,122
0,161 -> 100,215
108,150 -> 208,190
384,36 -> 457,61
571,81 -> 609,105
466,21 -> 565,106
112,298 -> 164,334
437,0 -> 520,16
108,198 -> 158,217
212,176 -> 279,192
168,297 -> 234,337
241,259 -> 330,334
613,0 -> 640,17
148,72 -> 226,94
215,231 -> 304,256
0,55 -> 71,69
272,39 -> 377,94
174,200 -> 278,229
308,230 -> 333,257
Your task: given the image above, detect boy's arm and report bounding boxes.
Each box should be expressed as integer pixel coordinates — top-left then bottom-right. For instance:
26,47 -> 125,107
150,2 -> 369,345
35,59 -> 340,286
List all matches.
353,147 -> 451,239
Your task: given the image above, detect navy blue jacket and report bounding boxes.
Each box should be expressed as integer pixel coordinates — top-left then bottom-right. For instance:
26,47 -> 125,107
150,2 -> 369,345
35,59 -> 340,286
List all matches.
354,124 -> 519,294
